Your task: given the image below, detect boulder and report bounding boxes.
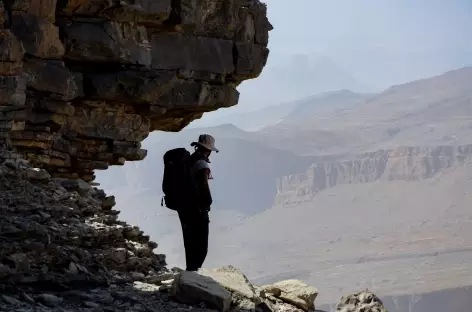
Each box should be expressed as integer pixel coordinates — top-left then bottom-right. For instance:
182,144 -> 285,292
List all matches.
171,271 -> 232,312
266,279 -> 318,311
336,290 -> 388,312
197,267 -> 320,312
199,265 -> 257,300
200,265 -> 260,311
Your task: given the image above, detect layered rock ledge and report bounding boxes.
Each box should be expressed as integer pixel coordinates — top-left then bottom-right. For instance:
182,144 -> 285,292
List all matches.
0,0 -> 271,181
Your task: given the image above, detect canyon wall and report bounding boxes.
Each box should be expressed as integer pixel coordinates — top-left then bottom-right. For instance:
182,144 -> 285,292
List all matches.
275,144 -> 472,206
0,0 -> 271,181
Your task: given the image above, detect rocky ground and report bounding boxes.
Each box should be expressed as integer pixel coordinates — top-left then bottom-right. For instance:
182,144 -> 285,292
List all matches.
0,150 -> 387,312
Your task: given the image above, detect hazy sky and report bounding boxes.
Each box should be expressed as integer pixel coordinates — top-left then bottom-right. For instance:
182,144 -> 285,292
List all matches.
197,0 -> 472,121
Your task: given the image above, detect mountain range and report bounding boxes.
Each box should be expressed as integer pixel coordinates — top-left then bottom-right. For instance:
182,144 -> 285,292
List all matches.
188,54 -> 374,129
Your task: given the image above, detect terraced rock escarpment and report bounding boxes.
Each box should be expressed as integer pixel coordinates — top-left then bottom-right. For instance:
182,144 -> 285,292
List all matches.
0,0 -> 271,182
275,144 -> 472,206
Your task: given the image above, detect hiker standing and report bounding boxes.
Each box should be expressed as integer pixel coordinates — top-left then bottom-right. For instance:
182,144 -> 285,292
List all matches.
162,134 -> 218,271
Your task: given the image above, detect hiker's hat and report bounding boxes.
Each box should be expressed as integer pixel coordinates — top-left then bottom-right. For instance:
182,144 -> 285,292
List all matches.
191,134 -> 219,153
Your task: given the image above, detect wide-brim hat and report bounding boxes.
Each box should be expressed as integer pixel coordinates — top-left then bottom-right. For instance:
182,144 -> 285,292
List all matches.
191,134 -> 219,153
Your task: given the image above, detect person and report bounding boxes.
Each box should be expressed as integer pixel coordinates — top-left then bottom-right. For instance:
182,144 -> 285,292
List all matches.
178,134 -> 218,271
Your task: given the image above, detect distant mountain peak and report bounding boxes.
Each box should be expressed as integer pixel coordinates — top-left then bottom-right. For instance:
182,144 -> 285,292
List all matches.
182,123 -> 247,139
277,89 -> 370,124
307,89 -> 364,100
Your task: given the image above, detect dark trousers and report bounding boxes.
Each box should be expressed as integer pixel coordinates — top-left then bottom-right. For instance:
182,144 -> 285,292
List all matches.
178,210 -> 209,271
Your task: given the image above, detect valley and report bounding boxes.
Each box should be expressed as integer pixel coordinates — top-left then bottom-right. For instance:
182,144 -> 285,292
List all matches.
206,161 -> 472,304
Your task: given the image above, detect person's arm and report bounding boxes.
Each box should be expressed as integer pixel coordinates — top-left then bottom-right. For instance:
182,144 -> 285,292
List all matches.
195,167 -> 213,208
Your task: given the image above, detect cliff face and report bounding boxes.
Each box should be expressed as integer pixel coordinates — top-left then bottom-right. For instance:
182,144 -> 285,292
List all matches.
275,144 -> 472,206
0,0 -> 271,181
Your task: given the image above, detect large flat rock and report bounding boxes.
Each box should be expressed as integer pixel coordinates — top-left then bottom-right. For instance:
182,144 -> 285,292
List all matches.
172,271 -> 232,312
199,265 -> 257,300
264,279 -> 318,311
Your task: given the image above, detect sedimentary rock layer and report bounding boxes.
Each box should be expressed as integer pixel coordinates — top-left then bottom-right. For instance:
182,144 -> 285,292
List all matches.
0,0 -> 272,181
275,144 -> 472,206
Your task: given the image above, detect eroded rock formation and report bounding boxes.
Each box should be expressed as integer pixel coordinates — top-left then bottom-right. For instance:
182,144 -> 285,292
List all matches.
0,0 -> 271,181
275,144 -> 472,206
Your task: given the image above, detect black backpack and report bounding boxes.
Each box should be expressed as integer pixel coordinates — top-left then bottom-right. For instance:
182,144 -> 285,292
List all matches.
161,148 -> 196,211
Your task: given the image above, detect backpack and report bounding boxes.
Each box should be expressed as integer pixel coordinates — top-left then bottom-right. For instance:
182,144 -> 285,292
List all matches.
161,148 -> 196,211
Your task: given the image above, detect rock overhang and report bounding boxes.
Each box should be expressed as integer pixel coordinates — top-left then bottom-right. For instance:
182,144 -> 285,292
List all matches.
0,0 -> 272,181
